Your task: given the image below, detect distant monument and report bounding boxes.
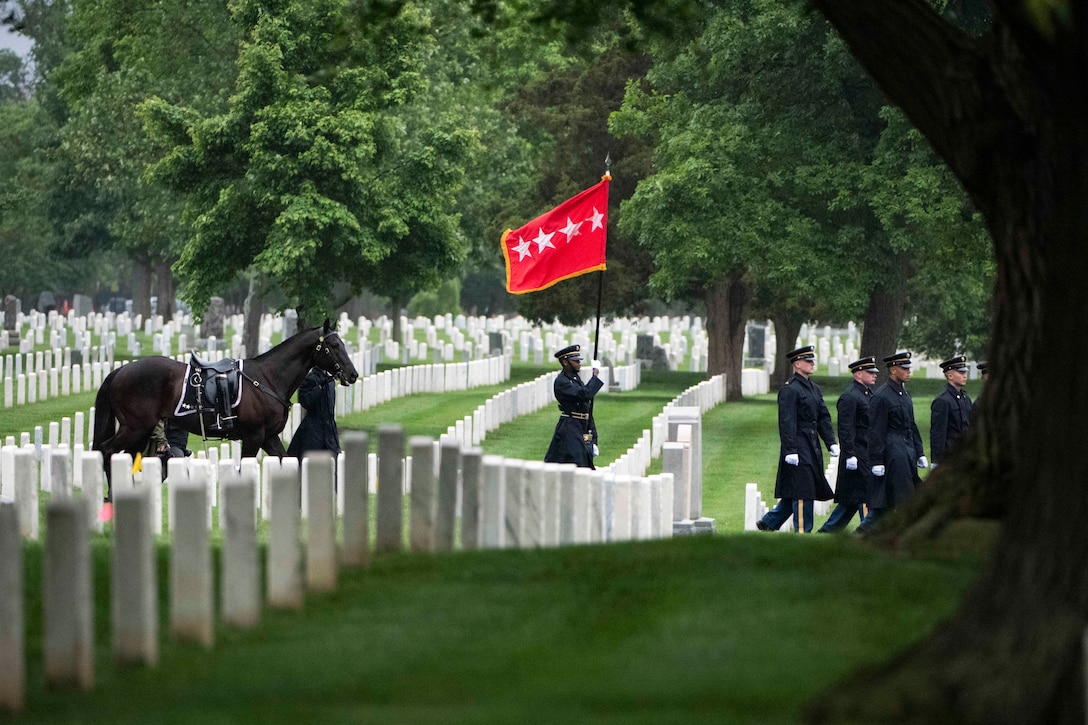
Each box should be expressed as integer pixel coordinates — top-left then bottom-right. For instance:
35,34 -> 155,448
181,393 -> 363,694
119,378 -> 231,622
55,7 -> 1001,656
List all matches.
204,297 -> 225,338
3,295 -> 17,331
283,309 -> 298,339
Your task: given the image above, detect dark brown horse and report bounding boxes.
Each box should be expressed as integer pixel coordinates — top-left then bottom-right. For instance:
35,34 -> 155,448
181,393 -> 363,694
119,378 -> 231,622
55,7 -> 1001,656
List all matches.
92,320 -> 359,481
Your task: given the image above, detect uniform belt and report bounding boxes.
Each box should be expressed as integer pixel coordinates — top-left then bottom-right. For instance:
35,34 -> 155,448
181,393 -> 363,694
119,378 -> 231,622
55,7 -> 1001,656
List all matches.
561,411 -> 590,420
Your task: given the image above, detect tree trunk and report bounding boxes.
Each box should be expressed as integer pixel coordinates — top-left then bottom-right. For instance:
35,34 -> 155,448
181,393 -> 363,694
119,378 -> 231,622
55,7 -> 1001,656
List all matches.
804,1 -> 1083,721
858,277 -> 908,388
241,270 -> 265,359
154,260 -> 176,322
770,314 -> 803,389
705,274 -> 750,401
131,259 -> 153,321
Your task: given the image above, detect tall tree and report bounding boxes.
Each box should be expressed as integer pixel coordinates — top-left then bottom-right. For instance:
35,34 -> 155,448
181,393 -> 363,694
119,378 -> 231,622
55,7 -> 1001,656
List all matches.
799,1 -> 1088,722
44,0 -> 240,318
142,0 -> 474,329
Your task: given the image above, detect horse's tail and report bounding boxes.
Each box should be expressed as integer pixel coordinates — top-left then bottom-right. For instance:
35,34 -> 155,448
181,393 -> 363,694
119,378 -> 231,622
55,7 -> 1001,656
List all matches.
92,367 -> 120,451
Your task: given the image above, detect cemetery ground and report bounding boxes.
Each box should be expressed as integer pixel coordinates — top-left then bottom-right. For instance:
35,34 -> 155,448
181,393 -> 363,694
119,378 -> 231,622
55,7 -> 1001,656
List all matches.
3,369 -> 994,723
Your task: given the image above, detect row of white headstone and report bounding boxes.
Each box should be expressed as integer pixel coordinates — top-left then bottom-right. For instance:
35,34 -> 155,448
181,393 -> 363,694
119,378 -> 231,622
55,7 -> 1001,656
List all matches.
0,418 -> 695,713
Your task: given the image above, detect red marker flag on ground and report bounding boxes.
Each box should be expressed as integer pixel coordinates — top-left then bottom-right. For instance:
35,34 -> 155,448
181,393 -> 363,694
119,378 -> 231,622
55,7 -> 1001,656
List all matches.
501,176 -> 609,294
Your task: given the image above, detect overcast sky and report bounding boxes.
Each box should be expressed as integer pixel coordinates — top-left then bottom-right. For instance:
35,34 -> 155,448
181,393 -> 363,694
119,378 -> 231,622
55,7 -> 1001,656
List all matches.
1,26 -> 33,58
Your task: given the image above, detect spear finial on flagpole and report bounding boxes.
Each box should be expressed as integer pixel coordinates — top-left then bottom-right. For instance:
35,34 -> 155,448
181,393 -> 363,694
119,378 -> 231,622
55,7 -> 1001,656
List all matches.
604,153 -> 612,179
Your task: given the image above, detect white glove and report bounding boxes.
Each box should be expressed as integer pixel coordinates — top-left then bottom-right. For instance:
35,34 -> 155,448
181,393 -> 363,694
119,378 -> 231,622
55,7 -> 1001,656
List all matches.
591,359 -> 602,370
917,456 -> 928,469
872,465 -> 885,477
592,444 -> 599,457
929,462 -> 938,471
845,456 -> 858,471
829,444 -> 840,457
784,453 -> 799,466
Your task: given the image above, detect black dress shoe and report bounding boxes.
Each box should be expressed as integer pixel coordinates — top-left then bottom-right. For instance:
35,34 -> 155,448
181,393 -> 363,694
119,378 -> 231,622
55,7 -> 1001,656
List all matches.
756,520 -> 770,531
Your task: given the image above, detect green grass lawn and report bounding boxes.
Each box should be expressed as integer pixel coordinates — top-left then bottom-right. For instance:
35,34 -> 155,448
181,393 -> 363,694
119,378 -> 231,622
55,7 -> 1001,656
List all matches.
11,527 -> 990,725
4,366 -> 990,724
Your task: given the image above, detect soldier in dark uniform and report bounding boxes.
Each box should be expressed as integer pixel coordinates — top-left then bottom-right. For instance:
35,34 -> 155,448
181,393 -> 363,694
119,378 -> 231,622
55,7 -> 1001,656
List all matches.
756,345 -> 838,533
544,344 -> 602,468
858,351 -> 926,533
286,366 -> 341,458
930,355 -> 972,467
817,356 -> 878,533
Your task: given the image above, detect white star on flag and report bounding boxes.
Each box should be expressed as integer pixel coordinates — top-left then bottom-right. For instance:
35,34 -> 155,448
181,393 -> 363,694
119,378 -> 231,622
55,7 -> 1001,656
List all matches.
511,236 -> 533,261
588,207 -> 605,231
533,227 -> 556,253
559,217 -> 582,242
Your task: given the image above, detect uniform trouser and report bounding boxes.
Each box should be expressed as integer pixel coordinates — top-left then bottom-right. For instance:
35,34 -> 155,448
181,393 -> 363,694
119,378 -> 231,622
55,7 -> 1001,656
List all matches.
856,506 -> 887,533
760,498 -> 816,533
817,503 -> 867,533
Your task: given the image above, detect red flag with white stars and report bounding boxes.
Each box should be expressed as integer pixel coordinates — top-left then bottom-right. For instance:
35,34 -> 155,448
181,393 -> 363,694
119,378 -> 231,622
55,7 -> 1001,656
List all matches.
501,176 -> 609,294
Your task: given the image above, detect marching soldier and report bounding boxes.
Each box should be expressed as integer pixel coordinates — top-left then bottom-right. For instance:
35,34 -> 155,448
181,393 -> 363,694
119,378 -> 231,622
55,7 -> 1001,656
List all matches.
930,355 -> 972,466
859,351 -> 926,533
757,345 -> 838,533
544,345 -> 602,468
818,356 -> 878,533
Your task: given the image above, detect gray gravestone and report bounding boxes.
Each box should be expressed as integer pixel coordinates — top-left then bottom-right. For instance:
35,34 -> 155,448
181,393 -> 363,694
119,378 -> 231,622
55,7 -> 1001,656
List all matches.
636,334 -> 655,358
267,467 -> 303,609
111,487 -> 158,666
435,441 -> 459,552
409,437 -> 436,553
2,296 -> 17,332
221,474 -> 260,628
480,455 -> 504,549
43,499 -> 94,690
376,425 -> 405,553
171,482 -> 213,647
204,297 -> 225,339
0,502 -> 24,713
488,331 -> 503,356
747,323 -> 766,361
283,309 -> 298,339
461,449 -> 482,550
72,295 -> 93,318
341,432 -> 370,567
304,453 -> 337,592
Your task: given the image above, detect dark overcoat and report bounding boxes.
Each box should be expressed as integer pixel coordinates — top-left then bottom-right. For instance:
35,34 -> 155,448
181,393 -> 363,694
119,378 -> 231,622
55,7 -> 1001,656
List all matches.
930,383 -> 972,463
286,369 -> 340,457
867,379 -> 923,507
834,379 -> 873,507
773,372 -> 836,500
544,369 -> 603,468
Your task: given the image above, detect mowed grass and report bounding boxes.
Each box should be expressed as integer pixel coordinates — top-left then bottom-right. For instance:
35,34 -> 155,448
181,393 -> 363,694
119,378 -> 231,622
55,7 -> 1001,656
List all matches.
6,365 -> 989,724
12,531 -> 984,725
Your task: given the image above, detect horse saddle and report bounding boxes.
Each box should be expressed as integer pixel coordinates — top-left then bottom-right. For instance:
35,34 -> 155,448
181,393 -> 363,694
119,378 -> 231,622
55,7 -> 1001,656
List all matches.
173,354 -> 244,428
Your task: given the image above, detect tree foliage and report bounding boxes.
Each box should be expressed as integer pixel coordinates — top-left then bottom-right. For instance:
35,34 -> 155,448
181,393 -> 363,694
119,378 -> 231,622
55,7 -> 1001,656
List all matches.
141,0 -> 474,323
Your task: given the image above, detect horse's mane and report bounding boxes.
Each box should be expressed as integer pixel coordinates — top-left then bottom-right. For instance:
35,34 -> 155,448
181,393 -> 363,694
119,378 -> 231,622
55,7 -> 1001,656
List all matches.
251,325 -> 324,362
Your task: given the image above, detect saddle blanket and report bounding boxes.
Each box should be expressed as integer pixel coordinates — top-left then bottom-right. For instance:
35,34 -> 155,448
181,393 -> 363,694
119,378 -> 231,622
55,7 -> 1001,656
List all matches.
173,361 -> 244,417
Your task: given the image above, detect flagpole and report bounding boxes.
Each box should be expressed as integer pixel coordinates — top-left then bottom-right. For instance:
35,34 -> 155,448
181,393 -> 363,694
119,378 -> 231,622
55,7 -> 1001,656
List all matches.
592,153 -> 611,363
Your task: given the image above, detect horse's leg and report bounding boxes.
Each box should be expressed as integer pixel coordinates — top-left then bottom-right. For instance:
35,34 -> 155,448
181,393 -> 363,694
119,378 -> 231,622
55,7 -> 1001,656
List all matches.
101,424 -> 156,500
261,434 -> 287,459
240,435 -> 265,459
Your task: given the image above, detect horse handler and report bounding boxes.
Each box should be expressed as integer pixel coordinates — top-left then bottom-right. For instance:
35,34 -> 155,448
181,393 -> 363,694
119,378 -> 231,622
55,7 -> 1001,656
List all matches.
544,345 -> 603,469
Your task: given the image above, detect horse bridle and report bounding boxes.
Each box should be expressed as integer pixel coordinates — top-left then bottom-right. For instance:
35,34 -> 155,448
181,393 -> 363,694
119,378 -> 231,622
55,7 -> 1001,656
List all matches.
315,332 -> 346,383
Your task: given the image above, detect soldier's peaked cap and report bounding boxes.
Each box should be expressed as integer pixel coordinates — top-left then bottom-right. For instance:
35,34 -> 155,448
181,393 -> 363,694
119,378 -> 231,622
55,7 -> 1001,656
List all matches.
848,356 -> 879,373
787,345 -> 816,362
940,355 -> 969,373
883,351 -> 912,368
555,344 -> 582,362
